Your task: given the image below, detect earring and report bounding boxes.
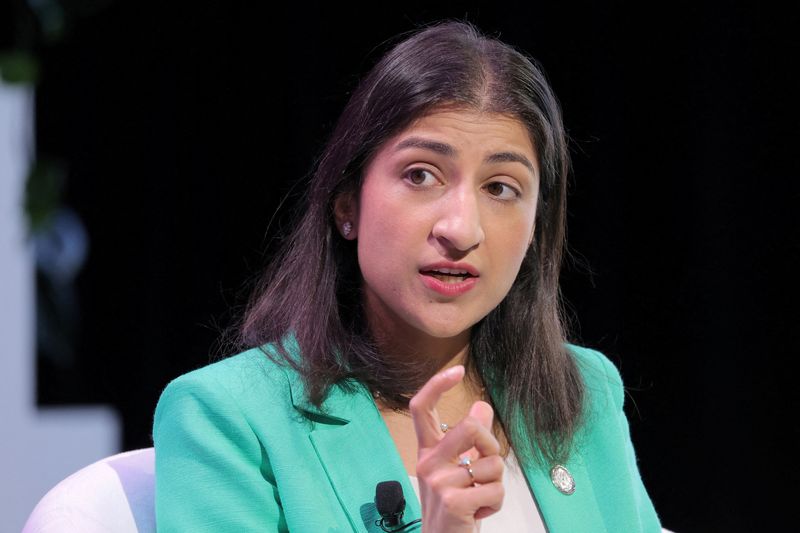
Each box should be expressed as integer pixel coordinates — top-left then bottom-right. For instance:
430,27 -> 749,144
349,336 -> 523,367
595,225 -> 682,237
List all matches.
342,221 -> 353,237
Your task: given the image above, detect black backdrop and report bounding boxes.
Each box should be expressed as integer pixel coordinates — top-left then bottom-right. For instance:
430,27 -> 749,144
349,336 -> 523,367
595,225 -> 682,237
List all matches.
31,2 -> 798,531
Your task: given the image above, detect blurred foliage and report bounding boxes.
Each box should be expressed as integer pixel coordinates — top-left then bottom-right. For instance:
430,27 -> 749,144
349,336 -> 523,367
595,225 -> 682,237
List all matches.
0,50 -> 40,83
2,0 -> 119,81
2,0 -> 117,233
6,0 -> 118,50
25,158 -> 67,236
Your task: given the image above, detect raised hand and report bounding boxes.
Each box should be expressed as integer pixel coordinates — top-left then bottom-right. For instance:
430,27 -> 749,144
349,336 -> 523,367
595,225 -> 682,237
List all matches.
409,365 -> 505,532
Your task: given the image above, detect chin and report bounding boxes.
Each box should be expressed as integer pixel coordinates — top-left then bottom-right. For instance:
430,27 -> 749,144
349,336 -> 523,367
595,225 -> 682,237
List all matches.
424,327 -> 470,340
412,315 -> 477,340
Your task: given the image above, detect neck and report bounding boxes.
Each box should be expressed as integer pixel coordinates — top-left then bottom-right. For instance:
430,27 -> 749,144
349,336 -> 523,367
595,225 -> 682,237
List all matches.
364,303 -> 467,374
370,323 -> 491,442
364,310 -> 485,400
383,332 -> 471,378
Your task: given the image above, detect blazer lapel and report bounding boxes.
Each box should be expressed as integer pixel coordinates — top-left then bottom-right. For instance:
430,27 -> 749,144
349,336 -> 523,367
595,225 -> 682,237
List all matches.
521,445 -> 607,532
286,363 -> 603,532
489,379 -> 606,533
289,375 -> 422,532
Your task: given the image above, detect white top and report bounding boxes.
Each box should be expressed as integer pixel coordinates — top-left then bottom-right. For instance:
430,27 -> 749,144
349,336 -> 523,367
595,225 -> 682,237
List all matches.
408,448 -> 546,532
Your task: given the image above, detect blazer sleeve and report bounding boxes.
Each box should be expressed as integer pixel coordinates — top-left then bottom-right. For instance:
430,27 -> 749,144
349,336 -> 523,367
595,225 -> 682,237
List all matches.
153,370 -> 287,532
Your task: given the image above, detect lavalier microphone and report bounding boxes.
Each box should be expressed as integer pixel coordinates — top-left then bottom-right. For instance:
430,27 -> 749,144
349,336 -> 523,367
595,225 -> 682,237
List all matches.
374,480 -> 421,532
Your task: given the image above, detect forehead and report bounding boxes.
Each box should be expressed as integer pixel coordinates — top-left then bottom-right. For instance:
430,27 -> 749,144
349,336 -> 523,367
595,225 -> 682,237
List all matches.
384,107 -> 537,163
370,107 -> 539,178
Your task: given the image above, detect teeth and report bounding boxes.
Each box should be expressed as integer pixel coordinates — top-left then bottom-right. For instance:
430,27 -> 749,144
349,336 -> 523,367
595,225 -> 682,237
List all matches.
431,274 -> 465,284
432,268 -> 469,275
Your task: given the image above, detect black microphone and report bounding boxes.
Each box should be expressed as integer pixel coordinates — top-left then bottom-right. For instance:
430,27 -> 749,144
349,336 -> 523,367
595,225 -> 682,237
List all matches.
374,481 -> 422,532
375,481 -> 406,527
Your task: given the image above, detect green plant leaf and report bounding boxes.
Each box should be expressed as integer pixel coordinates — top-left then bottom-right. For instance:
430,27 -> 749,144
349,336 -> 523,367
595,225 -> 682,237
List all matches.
0,51 -> 40,85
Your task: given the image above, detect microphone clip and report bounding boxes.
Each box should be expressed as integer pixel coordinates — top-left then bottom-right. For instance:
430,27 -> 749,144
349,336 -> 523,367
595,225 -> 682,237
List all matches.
375,517 -> 421,533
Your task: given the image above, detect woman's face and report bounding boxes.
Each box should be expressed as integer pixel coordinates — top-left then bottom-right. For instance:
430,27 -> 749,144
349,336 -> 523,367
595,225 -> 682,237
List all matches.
341,107 -> 540,345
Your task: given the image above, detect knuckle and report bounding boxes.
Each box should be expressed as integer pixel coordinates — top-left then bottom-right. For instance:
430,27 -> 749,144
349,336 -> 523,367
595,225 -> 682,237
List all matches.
427,471 -> 448,491
484,435 -> 501,454
485,483 -> 505,508
416,459 -> 434,478
408,395 -> 422,413
441,490 -> 459,512
486,455 -> 504,475
460,418 -> 480,438
493,484 -> 506,504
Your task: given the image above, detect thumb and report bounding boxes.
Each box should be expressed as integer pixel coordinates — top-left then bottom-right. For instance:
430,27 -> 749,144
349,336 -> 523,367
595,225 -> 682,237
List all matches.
469,400 -> 494,431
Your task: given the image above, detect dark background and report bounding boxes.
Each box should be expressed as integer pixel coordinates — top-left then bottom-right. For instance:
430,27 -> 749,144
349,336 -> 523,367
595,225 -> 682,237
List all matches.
20,2 -> 799,531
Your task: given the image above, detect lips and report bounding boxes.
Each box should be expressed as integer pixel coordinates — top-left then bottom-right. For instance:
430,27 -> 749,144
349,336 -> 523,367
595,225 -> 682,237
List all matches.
425,271 -> 471,283
422,271 -> 474,284
419,262 -> 480,296
419,262 -> 480,278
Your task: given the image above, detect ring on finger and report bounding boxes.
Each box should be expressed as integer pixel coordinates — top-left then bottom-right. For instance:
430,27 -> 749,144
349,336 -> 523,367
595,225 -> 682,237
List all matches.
458,456 -> 475,485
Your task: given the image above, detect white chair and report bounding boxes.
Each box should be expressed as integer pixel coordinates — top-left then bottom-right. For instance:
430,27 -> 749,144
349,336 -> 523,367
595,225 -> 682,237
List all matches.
24,447 -> 676,532
23,448 -> 155,533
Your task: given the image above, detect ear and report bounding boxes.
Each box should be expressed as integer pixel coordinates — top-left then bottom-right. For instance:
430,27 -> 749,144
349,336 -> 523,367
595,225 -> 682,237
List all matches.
333,192 -> 359,240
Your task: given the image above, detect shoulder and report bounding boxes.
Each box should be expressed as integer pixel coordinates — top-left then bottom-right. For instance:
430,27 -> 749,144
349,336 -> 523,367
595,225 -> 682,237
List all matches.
152,345 -> 301,529
563,344 -> 662,529
165,345 -> 290,390
565,343 -> 625,412
153,344 -> 297,435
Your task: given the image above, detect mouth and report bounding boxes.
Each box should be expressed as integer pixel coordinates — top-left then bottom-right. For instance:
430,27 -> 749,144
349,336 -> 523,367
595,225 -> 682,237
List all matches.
419,269 -> 477,284
418,265 -> 480,297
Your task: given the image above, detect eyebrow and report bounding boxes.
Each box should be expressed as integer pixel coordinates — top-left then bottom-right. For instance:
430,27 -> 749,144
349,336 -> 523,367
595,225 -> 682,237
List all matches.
394,136 -> 537,177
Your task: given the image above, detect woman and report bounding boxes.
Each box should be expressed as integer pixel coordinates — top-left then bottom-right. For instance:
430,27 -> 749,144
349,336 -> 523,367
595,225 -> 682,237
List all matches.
153,21 -> 661,532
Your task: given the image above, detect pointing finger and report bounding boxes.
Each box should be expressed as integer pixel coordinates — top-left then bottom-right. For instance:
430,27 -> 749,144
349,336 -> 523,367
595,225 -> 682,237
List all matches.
409,365 -> 465,449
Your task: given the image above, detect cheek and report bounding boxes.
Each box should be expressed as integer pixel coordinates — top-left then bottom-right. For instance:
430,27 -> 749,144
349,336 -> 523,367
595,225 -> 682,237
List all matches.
358,197 -> 396,255
490,216 -> 536,287
355,192 -> 414,282
501,240 -> 531,283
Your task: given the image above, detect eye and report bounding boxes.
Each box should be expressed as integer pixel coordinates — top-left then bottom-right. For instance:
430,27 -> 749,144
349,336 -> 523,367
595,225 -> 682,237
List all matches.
403,167 -> 438,187
484,181 -> 521,200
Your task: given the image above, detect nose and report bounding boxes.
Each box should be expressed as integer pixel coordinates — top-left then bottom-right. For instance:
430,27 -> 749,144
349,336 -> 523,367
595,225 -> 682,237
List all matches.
431,188 -> 485,253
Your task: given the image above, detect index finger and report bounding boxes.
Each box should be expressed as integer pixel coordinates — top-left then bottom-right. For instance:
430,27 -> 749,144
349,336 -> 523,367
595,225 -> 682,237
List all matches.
408,365 -> 465,449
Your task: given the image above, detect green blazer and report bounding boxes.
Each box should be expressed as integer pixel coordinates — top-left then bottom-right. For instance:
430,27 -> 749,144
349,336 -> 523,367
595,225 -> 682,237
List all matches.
153,343 -> 661,532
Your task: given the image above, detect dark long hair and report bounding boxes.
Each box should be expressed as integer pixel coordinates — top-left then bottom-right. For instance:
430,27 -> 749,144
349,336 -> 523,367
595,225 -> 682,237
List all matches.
236,20 -> 584,467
